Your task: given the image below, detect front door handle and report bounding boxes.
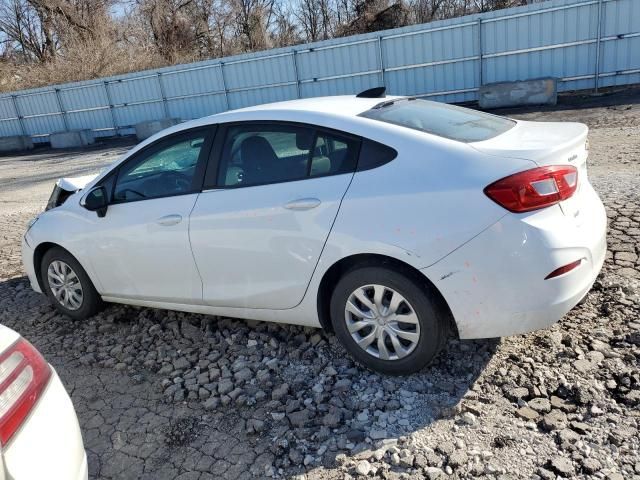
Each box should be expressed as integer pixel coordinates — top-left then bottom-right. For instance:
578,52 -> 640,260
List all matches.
283,198 -> 321,211
156,214 -> 182,226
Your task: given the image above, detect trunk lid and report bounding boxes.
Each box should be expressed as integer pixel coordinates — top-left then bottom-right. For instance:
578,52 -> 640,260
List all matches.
472,120 -> 589,218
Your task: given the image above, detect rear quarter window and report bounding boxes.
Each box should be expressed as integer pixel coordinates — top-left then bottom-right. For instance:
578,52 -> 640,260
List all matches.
359,99 -> 515,143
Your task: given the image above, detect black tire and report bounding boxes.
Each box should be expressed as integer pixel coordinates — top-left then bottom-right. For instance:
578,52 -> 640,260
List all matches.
330,265 -> 448,375
40,247 -> 104,320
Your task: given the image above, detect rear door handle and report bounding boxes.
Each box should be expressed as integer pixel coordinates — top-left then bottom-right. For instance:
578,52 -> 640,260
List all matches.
156,214 -> 182,226
283,198 -> 321,211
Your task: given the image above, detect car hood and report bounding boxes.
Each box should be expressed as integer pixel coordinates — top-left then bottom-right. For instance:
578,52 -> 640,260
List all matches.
56,174 -> 100,192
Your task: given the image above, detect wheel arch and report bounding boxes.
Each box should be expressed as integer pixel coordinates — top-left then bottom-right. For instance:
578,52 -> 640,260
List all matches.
316,253 -> 458,337
33,242 -> 92,294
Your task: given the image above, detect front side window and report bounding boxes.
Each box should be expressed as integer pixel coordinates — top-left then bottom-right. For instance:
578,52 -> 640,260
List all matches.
217,124 -> 359,188
360,98 -> 515,143
114,133 -> 205,202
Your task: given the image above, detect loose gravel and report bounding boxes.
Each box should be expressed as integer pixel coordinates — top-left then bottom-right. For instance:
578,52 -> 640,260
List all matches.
0,92 -> 638,480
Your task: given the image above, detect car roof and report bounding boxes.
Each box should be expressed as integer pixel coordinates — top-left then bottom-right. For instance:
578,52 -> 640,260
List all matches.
135,94 -> 407,153
219,95 -> 404,118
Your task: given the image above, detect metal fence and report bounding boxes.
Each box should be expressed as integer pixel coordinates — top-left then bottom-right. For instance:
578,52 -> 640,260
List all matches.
0,0 -> 638,142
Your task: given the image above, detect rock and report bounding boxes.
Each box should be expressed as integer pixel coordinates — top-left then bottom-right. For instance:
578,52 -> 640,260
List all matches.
288,409 -> 311,428
548,456 -> 574,476
528,398 -> 552,413
569,421 -> 590,434
460,412 -> 476,425
246,418 -> 265,434
369,429 -> 388,440
549,395 -> 576,412
424,467 -> 445,479
581,457 -> 602,474
448,450 -> 468,468
556,428 -> 580,448
322,411 -> 341,428
333,379 -> 352,392
356,411 -> 369,422
541,410 -> 567,431
573,359 -> 594,373
173,357 -> 190,370
504,386 -> 529,401
203,397 -> 219,410
180,321 -> 201,341
516,406 -> 539,421
218,379 -> 234,395
234,367 -> 252,383
272,383 -> 289,401
355,460 -> 371,476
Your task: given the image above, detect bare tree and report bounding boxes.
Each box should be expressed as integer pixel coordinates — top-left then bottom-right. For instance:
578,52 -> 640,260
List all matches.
230,0 -> 276,51
295,0 -> 333,42
0,0 -> 55,60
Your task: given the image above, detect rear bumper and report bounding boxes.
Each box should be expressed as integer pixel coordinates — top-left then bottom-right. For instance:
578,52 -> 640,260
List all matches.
3,367 -> 87,480
424,183 -> 607,339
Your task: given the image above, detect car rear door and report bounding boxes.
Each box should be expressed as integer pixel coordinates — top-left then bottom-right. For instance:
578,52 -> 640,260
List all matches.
189,121 -> 360,310
84,127 -> 215,303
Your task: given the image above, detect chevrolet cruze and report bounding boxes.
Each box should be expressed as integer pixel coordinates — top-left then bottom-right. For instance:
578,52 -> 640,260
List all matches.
22,88 -> 607,374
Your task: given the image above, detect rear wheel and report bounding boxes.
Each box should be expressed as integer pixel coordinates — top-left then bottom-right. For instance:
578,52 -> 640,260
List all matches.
40,247 -> 103,320
330,265 -> 448,375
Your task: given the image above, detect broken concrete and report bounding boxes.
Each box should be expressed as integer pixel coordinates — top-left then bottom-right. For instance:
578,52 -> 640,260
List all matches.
0,135 -> 33,153
49,130 -> 95,149
135,118 -> 180,141
479,78 -> 557,109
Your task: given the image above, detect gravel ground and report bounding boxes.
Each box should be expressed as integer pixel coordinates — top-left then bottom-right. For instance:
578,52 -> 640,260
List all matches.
0,91 -> 638,480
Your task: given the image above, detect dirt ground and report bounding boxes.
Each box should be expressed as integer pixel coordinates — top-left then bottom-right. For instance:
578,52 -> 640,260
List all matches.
0,90 -> 638,480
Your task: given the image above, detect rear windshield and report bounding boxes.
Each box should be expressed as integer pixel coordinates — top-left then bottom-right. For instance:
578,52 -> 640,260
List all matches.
359,98 -> 515,143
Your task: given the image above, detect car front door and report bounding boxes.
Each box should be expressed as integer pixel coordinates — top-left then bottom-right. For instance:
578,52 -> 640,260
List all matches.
189,122 -> 360,310
85,127 -> 214,303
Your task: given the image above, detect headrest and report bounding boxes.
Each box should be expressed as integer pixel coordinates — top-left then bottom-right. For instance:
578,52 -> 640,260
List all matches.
296,130 -> 314,151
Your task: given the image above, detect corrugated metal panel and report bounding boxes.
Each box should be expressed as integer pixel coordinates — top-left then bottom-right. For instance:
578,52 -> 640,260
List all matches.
0,0 -> 638,141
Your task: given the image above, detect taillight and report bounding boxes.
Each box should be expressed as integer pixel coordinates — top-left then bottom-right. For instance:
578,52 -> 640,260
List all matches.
484,165 -> 578,213
0,339 -> 51,445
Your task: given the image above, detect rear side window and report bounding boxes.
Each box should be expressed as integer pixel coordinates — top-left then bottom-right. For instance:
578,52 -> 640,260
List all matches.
357,139 -> 397,171
310,132 -> 359,177
216,124 -> 359,188
360,99 -> 515,143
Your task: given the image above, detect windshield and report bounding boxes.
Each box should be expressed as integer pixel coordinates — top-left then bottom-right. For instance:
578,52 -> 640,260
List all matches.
359,98 -> 515,143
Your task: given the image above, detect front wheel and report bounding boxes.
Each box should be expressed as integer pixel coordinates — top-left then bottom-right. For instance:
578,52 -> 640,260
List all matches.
330,266 -> 448,375
40,247 -> 104,320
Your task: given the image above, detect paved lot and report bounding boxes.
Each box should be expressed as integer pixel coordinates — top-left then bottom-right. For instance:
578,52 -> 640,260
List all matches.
0,92 -> 638,480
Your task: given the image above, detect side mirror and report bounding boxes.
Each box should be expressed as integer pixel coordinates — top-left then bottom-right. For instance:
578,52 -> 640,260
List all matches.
82,186 -> 108,217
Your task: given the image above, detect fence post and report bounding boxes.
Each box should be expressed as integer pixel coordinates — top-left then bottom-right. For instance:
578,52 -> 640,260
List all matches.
103,81 -> 119,136
54,88 -> 69,131
377,36 -> 386,88
478,18 -> 484,90
292,51 -> 301,98
219,63 -> 230,111
10,95 -> 27,136
594,0 -> 604,92
157,73 -> 170,118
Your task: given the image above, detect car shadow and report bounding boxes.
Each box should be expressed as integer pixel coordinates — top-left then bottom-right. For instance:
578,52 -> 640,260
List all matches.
0,275 -> 498,479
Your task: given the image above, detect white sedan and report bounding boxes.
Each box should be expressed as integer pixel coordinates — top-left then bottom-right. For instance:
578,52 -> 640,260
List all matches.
0,325 -> 87,479
22,88 -> 606,374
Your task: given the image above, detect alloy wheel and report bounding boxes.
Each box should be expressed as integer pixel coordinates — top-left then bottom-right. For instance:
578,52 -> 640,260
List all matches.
344,284 -> 420,360
47,260 -> 83,311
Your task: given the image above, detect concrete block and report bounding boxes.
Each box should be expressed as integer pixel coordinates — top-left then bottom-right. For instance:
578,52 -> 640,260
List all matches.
49,130 -> 95,149
135,118 -> 180,141
0,135 -> 34,153
479,78 -> 557,109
